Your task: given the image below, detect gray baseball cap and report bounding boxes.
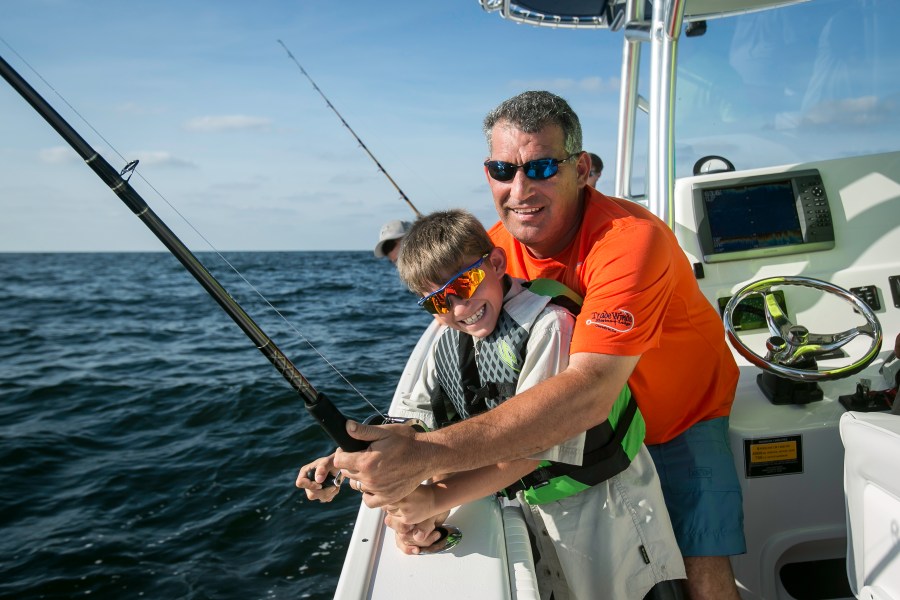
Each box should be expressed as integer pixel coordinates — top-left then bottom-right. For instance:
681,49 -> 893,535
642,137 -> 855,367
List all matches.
374,219 -> 412,257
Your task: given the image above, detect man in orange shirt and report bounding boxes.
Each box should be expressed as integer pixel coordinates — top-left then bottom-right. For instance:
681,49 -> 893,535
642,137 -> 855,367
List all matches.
335,91 -> 743,600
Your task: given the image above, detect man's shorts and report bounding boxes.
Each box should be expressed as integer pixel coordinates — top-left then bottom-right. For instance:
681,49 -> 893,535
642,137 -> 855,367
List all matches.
647,416 -> 746,557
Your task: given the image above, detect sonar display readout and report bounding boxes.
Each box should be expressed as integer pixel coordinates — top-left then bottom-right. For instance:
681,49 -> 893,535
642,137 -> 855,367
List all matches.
703,180 -> 803,254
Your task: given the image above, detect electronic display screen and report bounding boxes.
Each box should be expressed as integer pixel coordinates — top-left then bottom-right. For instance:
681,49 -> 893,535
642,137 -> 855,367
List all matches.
703,181 -> 803,254
692,169 -> 834,263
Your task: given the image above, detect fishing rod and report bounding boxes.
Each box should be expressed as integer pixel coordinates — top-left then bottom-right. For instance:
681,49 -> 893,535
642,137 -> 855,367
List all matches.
0,52 -> 368,452
277,39 -> 423,218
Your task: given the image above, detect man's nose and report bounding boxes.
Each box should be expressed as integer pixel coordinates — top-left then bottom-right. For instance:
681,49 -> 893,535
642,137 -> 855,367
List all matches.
509,168 -> 536,197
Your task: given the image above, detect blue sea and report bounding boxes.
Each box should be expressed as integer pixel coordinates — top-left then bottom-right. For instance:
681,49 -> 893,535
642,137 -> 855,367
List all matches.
0,251 -> 431,599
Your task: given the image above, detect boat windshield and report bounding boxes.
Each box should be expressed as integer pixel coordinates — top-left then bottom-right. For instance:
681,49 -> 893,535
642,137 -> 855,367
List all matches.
673,0 -> 900,178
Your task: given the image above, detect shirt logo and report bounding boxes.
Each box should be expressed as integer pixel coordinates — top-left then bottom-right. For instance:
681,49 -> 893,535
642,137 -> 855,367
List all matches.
586,309 -> 635,333
498,340 -> 520,373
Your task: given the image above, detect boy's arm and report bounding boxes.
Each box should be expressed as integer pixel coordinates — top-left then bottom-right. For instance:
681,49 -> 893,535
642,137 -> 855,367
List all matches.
385,458 -> 539,525
389,330 -> 442,429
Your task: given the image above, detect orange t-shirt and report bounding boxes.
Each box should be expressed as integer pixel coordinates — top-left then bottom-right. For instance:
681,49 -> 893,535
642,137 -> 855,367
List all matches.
489,188 -> 738,444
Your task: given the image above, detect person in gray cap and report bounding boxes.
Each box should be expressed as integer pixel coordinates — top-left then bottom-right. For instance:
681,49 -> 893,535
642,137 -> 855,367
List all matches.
374,219 -> 412,263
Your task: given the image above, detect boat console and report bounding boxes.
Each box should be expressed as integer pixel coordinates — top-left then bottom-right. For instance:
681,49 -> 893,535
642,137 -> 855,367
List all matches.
674,150 -> 900,600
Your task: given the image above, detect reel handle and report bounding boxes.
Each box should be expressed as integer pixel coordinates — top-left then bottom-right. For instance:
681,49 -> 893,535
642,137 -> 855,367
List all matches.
305,468 -> 344,488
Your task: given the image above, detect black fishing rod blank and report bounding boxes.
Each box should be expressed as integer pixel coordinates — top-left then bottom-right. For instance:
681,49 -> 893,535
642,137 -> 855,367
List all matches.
278,40 -> 423,218
0,53 -> 366,452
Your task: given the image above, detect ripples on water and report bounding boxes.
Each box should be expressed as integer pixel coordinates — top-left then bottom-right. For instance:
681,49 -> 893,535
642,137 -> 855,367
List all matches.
0,251 -> 431,599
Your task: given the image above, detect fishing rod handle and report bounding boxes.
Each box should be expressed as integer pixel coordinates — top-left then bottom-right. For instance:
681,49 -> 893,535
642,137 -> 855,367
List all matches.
305,391 -> 369,452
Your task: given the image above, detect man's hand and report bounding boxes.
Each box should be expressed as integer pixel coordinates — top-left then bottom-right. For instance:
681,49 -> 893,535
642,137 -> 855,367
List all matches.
333,420 -> 433,507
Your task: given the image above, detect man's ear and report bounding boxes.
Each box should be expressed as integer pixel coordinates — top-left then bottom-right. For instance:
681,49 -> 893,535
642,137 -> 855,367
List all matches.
575,151 -> 591,187
488,247 -> 507,276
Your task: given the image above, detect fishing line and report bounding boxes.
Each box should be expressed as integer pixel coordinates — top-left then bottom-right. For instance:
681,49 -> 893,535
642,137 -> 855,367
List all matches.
277,39 -> 423,218
0,40 -> 386,421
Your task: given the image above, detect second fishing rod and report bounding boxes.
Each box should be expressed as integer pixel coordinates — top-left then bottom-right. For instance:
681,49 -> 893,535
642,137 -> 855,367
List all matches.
278,39 -> 422,219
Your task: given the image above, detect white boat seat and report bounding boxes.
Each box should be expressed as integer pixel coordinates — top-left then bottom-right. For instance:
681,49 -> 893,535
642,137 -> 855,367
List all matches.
840,411 -> 900,600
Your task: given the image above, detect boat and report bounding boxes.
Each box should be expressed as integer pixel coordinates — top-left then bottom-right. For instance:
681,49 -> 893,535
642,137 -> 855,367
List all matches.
334,0 -> 900,598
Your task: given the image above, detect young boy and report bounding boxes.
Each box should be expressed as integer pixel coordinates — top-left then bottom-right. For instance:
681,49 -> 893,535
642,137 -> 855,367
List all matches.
298,209 -> 685,599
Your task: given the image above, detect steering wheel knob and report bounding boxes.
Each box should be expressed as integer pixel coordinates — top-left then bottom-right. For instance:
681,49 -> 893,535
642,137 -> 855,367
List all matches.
766,336 -> 787,356
788,325 -> 809,345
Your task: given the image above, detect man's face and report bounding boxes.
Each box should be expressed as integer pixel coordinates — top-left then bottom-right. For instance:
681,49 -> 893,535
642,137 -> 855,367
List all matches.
386,242 -> 401,263
485,122 -> 589,258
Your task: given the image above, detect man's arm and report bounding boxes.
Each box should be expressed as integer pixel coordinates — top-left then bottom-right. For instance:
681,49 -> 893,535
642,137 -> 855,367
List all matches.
334,351 -> 640,507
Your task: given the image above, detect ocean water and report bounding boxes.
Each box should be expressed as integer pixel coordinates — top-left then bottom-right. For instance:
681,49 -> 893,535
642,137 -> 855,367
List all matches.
0,251 -> 431,599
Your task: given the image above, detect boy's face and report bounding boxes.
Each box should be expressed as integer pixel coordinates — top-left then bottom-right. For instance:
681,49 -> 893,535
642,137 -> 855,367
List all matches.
423,248 -> 507,338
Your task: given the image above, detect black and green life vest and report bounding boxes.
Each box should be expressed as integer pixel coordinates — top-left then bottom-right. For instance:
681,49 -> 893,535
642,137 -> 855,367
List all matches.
429,278 -> 646,505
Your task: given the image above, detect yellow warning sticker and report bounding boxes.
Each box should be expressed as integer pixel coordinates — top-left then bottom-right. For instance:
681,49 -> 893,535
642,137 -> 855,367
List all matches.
749,440 -> 797,463
744,435 -> 803,477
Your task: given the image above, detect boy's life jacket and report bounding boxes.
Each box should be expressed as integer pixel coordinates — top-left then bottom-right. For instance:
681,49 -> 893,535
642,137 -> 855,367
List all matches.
429,278 -> 645,505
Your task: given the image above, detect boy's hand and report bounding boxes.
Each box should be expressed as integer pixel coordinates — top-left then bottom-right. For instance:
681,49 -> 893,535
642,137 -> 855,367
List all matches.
383,484 -> 438,525
384,510 -> 451,555
295,453 -> 342,503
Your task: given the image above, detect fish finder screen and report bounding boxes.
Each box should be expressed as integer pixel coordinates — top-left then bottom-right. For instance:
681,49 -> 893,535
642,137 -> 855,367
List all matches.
703,181 -> 803,254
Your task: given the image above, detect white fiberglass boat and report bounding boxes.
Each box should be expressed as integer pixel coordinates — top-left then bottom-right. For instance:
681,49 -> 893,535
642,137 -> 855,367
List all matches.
335,0 -> 900,599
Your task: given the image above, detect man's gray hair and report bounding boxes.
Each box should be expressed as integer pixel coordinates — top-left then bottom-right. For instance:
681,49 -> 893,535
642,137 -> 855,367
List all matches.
483,91 -> 583,155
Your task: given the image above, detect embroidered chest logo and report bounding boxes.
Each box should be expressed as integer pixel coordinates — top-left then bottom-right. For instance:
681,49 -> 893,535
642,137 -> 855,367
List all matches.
586,309 -> 635,333
498,340 -> 521,373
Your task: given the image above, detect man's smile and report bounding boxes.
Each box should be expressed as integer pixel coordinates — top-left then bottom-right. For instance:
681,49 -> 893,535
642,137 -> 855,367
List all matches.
511,206 -> 543,215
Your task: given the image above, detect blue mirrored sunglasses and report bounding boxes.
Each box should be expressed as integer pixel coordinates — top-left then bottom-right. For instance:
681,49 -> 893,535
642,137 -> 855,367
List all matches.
484,153 -> 580,182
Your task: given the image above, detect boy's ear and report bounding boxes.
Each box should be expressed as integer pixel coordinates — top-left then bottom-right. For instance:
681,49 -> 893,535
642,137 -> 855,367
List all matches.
488,247 -> 506,275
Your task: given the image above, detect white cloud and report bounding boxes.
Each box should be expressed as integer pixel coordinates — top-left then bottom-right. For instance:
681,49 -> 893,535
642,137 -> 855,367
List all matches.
38,146 -> 80,164
508,76 -> 620,94
183,115 -> 272,133
130,151 -> 197,169
800,95 -> 895,128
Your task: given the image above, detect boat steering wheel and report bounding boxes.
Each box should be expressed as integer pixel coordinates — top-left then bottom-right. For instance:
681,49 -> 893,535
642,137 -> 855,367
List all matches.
723,276 -> 882,382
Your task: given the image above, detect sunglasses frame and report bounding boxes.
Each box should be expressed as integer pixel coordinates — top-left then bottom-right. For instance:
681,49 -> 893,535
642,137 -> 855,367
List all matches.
484,153 -> 581,182
417,252 -> 491,314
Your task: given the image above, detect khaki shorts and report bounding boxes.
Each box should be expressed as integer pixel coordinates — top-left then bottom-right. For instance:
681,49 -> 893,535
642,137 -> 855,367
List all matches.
522,445 -> 686,600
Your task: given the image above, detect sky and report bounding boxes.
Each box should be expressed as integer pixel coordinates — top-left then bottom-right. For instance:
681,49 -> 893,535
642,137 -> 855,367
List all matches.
0,1 -> 626,252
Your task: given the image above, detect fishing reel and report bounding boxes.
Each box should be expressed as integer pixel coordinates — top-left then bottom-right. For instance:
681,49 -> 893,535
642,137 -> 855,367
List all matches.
305,414 -> 461,554
305,414 -> 429,485
363,415 -> 461,554
363,414 -> 429,431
